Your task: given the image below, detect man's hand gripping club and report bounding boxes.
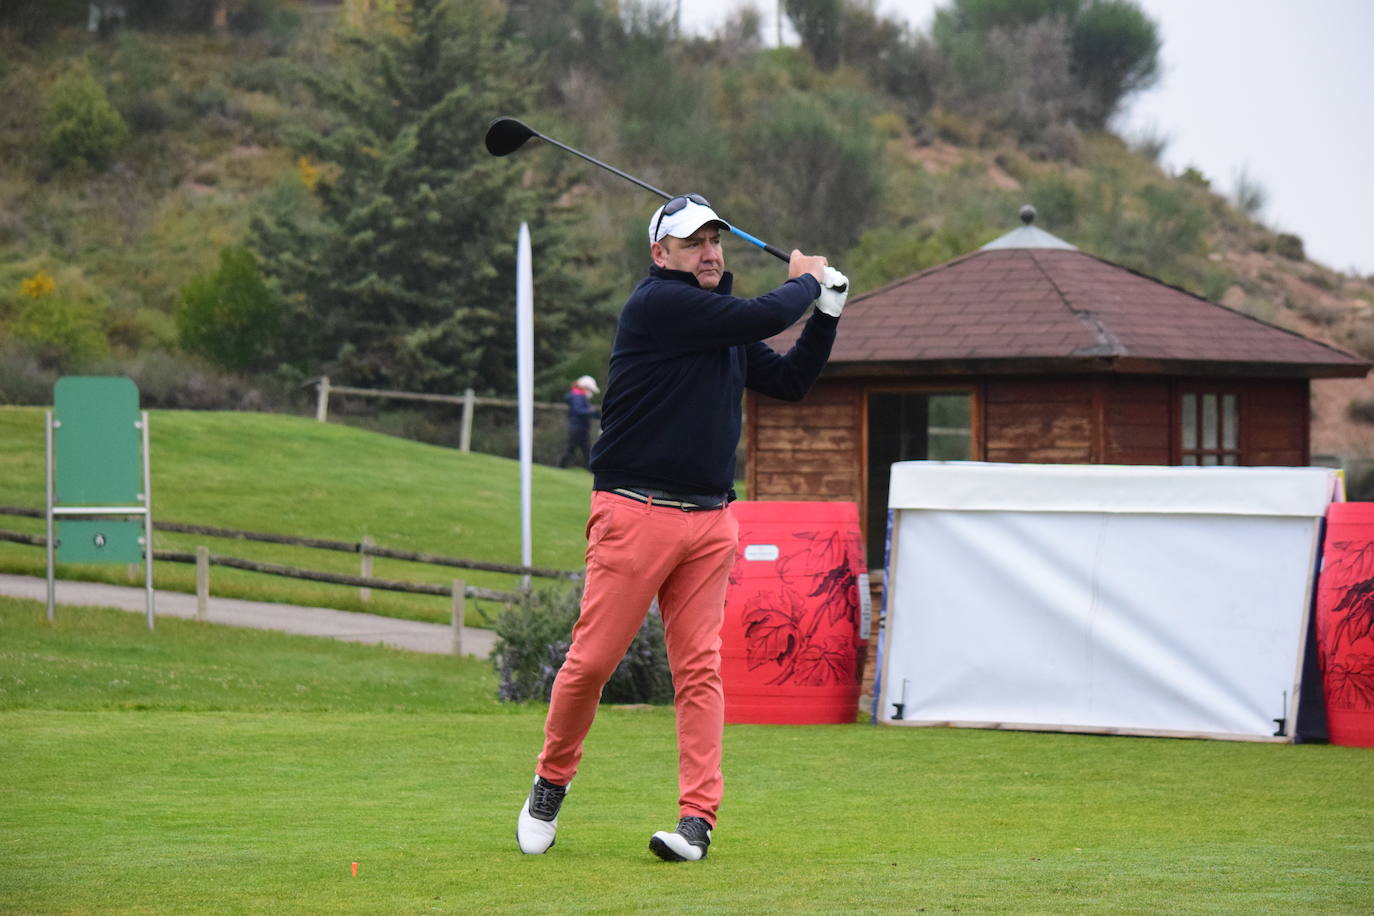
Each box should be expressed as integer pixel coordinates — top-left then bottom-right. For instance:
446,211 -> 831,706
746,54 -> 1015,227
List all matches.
788,249 -> 849,318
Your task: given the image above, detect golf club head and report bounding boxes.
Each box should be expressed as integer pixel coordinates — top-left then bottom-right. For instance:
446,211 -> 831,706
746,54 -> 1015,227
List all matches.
485,116 -> 537,157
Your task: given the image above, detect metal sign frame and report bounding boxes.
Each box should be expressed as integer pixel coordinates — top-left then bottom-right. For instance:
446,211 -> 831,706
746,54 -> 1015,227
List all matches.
45,377 -> 155,628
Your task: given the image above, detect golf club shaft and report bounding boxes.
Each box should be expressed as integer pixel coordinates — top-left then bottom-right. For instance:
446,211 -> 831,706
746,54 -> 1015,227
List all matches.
523,127 -> 792,264
533,131 -> 673,202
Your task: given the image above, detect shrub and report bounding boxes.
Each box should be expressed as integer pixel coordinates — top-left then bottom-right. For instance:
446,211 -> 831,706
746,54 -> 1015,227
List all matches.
1028,175 -> 1079,230
1276,233 -> 1305,261
0,340 -> 60,405
1341,325 -> 1374,362
177,246 -> 280,371
1307,270 -> 1338,292
1347,400 -> 1374,426
1068,0 -> 1161,126
1,0 -> 87,44
80,350 -> 298,411
230,0 -> 302,47
44,63 -> 130,172
1287,292 -> 1344,327
1179,166 -> 1210,188
1231,166 -> 1267,218
9,266 -> 109,367
1127,121 -> 1169,163
492,584 -> 673,705
729,87 -> 885,254
108,32 -> 174,132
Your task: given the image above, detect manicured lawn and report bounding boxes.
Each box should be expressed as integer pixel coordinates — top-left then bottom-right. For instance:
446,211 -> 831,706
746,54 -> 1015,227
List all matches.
0,406 -> 594,625
3,597 -> 1372,913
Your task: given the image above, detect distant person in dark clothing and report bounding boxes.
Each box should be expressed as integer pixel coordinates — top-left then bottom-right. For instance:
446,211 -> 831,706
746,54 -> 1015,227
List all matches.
557,375 -> 600,469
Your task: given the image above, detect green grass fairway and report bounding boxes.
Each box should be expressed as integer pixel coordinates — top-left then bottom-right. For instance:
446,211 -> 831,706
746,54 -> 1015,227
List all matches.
3,597 -> 1372,913
0,406 -> 595,624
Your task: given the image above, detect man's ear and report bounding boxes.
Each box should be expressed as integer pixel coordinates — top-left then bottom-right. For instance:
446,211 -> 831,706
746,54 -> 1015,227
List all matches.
650,240 -> 669,268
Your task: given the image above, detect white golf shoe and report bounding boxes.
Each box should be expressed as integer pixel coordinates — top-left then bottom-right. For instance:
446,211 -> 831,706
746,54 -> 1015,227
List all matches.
649,816 -> 712,862
516,775 -> 567,854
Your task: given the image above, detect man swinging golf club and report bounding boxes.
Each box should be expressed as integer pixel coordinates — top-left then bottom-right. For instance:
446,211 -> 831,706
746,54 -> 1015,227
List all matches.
517,194 -> 848,861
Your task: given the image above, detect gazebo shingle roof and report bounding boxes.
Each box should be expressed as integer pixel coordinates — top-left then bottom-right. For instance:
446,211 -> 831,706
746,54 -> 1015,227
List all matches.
768,247 -> 1369,379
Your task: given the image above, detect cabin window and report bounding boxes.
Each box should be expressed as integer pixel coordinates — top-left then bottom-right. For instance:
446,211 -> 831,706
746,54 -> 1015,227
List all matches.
1179,391 -> 1239,465
866,390 -> 973,567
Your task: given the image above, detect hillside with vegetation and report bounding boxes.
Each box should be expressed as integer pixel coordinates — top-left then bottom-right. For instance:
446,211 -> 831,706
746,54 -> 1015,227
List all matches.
4,0 -> 1374,468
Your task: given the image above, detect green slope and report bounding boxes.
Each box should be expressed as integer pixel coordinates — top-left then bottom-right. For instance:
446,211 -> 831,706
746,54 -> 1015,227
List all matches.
0,406 -> 593,623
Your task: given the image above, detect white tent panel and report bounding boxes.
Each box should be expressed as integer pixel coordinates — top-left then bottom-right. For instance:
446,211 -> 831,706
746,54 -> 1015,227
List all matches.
879,462 -> 1338,741
887,461 -> 1339,517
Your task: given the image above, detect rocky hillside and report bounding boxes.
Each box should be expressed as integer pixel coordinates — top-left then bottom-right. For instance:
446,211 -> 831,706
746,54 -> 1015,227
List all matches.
4,3 -> 1373,473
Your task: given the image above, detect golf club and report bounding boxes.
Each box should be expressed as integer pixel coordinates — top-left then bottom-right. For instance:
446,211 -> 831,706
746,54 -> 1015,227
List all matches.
484,116 -> 845,291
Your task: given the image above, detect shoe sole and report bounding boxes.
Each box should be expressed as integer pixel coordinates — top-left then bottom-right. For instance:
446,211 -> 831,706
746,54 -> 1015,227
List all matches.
649,833 -> 705,862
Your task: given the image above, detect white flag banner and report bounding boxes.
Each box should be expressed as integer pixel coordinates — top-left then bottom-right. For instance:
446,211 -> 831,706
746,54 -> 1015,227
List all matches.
516,223 -> 534,586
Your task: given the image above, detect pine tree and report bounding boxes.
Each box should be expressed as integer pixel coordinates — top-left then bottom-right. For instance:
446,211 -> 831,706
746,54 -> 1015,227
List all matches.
253,0 -> 600,394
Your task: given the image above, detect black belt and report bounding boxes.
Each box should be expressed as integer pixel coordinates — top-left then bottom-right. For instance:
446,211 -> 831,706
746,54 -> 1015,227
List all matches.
611,487 -> 728,511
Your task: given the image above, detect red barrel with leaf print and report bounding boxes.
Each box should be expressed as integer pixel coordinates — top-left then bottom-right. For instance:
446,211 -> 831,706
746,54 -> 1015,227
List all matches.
1314,502 -> 1374,748
720,501 -> 867,724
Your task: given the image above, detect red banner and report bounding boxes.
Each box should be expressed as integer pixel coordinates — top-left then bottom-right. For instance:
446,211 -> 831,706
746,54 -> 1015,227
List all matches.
1315,503 -> 1374,748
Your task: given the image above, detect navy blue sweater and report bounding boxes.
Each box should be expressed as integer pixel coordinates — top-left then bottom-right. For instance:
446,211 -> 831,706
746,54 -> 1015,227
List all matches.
589,265 -> 836,496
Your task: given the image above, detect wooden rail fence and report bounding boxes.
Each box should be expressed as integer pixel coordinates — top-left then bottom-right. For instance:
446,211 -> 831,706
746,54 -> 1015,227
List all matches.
308,376 -> 566,452
0,506 -> 581,611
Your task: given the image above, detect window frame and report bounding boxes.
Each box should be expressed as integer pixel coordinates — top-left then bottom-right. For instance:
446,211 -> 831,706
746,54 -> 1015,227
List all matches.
862,384 -> 981,570
1175,386 -> 1242,466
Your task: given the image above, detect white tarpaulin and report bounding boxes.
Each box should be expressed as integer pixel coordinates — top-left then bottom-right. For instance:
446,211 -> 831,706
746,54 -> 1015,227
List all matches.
878,462 -> 1342,741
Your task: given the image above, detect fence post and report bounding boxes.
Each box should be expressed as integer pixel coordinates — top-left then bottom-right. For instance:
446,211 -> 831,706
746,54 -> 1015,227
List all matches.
315,376 -> 331,422
195,545 -> 209,620
460,388 -> 475,452
359,535 -> 374,602
451,579 -> 465,656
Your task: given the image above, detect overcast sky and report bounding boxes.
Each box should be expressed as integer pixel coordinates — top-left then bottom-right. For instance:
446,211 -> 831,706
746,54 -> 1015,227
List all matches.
677,0 -> 1374,276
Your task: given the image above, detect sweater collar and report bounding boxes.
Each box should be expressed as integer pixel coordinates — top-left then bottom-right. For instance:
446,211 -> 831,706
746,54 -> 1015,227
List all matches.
648,264 -> 734,296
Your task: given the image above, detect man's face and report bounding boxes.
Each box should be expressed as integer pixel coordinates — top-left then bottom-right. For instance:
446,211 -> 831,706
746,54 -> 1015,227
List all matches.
652,225 -> 725,290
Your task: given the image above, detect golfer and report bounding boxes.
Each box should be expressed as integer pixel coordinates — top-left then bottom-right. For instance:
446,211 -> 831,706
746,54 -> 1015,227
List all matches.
517,194 -> 848,861
556,375 -> 601,469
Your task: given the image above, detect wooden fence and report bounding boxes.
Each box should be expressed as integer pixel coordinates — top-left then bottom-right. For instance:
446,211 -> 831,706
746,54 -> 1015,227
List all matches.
309,376 -> 566,452
0,505 -> 581,611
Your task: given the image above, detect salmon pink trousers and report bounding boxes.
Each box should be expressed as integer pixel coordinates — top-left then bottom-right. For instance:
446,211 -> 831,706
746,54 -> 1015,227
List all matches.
537,490 -> 739,826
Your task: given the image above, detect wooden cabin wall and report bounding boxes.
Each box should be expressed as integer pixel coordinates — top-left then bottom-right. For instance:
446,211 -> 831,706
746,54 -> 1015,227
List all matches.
1101,377 -> 1173,464
750,373 -> 1310,503
983,377 -> 1095,462
1239,379 -> 1310,465
746,380 -> 864,503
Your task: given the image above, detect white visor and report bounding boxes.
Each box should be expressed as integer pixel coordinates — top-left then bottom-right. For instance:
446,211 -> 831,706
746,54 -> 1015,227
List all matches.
648,198 -> 731,245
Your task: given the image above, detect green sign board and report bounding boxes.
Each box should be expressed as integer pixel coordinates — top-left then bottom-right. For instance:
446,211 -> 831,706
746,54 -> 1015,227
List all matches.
56,519 -> 144,564
54,376 -> 142,507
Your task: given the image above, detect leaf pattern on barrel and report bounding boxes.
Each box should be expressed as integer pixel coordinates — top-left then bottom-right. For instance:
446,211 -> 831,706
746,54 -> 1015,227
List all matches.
1330,576 -> 1374,650
738,527 -> 863,687
743,603 -> 801,671
1327,654 -> 1374,710
1317,538 -> 1374,710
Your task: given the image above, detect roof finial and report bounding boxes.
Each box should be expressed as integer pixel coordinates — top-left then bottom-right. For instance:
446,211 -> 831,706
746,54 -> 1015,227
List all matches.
1019,204 -> 1037,226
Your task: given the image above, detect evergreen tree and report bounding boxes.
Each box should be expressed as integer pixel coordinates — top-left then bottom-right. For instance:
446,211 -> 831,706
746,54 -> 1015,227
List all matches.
253,0 -> 602,394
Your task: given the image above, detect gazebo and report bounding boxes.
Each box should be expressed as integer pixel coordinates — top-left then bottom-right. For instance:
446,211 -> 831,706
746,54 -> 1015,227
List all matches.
748,208 -> 1370,570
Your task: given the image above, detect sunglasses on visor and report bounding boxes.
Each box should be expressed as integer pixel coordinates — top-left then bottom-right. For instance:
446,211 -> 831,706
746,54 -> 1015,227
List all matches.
653,193 -> 712,242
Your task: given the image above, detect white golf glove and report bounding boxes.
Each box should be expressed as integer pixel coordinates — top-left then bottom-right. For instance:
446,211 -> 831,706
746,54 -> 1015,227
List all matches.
814,266 -> 849,318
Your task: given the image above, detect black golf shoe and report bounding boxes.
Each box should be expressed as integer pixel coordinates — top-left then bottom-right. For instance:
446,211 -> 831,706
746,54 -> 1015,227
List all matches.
649,816 -> 712,862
